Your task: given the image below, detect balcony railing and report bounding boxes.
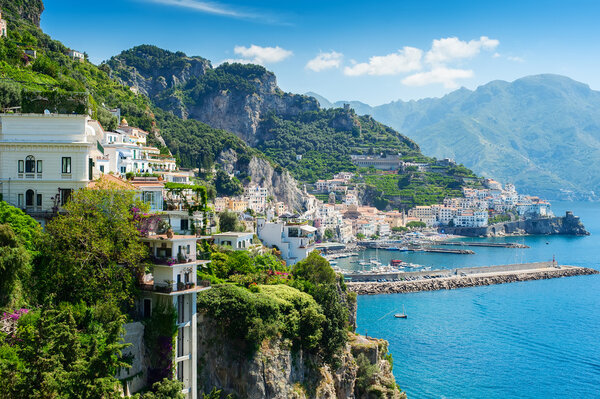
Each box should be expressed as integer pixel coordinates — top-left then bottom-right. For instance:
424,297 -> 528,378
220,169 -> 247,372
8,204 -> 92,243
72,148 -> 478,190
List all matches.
140,281 -> 201,294
150,256 -> 195,266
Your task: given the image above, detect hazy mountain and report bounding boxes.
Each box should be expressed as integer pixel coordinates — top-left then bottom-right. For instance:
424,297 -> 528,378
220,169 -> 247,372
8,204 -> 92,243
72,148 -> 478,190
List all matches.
311,75 -> 600,200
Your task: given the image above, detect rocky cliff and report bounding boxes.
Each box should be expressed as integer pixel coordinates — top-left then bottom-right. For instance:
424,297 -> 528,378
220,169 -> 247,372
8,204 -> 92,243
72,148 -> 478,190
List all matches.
441,211 -> 589,237
0,0 -> 44,27
197,316 -> 404,399
108,47 -> 319,143
217,148 -> 305,211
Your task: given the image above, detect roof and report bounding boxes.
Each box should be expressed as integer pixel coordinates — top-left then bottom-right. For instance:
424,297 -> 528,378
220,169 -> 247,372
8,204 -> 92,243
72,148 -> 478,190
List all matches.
212,232 -> 254,238
87,174 -> 135,190
300,225 -> 318,232
141,234 -> 198,241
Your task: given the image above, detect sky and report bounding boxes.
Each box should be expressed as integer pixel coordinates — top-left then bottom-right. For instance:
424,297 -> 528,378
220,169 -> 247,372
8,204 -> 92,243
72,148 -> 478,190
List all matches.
41,0 -> 600,106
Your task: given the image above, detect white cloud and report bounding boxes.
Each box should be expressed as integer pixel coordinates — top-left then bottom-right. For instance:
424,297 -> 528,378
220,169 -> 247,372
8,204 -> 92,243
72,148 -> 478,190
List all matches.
219,58 -> 255,65
224,44 -> 293,65
507,56 -> 525,63
425,36 -> 499,65
306,51 -> 344,72
402,67 -> 473,88
343,47 -> 423,76
493,52 -> 501,58
147,0 -> 249,18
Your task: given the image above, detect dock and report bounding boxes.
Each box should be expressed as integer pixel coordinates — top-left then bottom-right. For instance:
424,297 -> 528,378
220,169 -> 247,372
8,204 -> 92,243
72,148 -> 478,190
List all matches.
435,241 -> 529,248
345,262 -> 598,295
421,248 -> 475,254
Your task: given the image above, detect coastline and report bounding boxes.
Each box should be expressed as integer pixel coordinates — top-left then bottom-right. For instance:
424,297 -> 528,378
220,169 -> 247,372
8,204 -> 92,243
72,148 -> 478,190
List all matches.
347,264 -> 598,295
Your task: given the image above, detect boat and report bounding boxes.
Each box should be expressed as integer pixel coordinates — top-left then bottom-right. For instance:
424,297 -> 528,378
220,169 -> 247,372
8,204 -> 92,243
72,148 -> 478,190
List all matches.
394,305 -> 407,319
390,259 -> 404,266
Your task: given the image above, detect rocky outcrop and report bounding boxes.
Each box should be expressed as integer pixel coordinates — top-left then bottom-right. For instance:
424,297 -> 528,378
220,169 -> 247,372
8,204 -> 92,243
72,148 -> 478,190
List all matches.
109,53 -> 211,102
347,266 -> 599,295
0,0 -> 44,26
197,317 -> 404,399
441,211 -> 589,237
215,149 -> 304,211
188,76 -> 318,144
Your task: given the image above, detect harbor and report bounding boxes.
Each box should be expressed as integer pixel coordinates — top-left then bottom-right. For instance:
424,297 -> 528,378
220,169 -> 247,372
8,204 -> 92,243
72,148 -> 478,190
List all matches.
346,261 -> 598,295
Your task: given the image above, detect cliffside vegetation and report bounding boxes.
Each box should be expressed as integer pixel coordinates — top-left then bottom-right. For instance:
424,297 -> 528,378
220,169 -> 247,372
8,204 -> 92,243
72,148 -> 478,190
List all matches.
0,189 -> 150,397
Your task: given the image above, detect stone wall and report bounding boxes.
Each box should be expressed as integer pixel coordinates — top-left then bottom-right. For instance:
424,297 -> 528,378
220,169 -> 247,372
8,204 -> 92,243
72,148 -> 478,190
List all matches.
118,322 -> 149,396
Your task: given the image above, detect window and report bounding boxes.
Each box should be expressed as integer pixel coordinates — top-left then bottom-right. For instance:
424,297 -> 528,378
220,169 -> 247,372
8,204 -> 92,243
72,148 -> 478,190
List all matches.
18,160 -> 24,173
120,167 -> 126,174
25,190 -> 34,207
99,165 -> 105,173
59,188 -> 72,206
36,160 -> 43,173
25,155 -> 35,173
36,194 -> 42,207
18,194 -> 23,207
180,219 -> 189,231
61,157 -> 71,174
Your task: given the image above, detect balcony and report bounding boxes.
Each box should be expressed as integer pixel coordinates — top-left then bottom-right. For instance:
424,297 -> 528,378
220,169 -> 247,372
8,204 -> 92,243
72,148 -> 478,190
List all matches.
150,256 -> 195,266
140,280 -> 210,294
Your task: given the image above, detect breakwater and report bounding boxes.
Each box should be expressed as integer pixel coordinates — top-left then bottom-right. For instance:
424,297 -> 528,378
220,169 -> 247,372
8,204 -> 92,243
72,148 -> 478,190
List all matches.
346,263 -> 598,295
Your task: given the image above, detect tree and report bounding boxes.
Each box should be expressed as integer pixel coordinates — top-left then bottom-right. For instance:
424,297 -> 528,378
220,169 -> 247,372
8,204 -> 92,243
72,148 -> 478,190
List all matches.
324,229 -> 334,241
292,251 -> 336,287
136,379 -> 185,399
218,210 -> 242,233
0,224 -> 31,308
0,81 -> 21,110
406,221 -> 426,229
214,170 -> 243,197
33,187 -> 149,307
0,301 -> 128,398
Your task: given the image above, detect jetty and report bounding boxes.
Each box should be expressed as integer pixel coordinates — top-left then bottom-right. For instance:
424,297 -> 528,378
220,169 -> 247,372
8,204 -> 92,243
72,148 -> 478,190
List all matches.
345,262 -> 599,295
435,241 -> 529,248
421,248 -> 475,254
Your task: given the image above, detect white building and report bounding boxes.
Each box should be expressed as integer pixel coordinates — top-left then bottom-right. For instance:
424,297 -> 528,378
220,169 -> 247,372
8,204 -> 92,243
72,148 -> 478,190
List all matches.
139,234 -> 210,399
0,113 -> 104,222
212,232 -> 255,250
256,218 -> 317,265
68,49 -> 84,61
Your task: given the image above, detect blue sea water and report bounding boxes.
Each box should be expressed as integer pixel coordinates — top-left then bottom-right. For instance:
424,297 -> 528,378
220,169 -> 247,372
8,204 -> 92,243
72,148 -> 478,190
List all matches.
355,201 -> 600,399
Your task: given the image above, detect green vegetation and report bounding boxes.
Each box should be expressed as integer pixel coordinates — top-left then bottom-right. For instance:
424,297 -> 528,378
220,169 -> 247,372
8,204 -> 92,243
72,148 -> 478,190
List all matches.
489,214 -> 511,224
217,210 -> 244,233
406,221 -> 426,228
197,250 -> 352,367
0,301 -> 129,398
0,188 -> 159,398
34,188 -> 149,308
257,109 -> 420,182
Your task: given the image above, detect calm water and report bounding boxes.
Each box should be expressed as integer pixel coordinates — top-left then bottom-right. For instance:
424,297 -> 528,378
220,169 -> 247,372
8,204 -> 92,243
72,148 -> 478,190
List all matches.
356,201 -> 600,398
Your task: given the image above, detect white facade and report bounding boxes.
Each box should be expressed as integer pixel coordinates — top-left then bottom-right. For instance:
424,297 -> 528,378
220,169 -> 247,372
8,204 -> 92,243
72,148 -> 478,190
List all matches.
139,234 -> 210,399
257,218 -> 316,265
212,232 -> 254,250
0,114 -> 104,220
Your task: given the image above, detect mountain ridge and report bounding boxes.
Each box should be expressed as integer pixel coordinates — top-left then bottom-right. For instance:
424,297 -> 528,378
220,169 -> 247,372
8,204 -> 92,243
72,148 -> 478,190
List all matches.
309,74 -> 600,200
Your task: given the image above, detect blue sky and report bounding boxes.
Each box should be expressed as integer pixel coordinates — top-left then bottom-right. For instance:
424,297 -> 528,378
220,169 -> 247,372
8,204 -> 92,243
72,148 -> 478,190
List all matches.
42,0 -> 600,105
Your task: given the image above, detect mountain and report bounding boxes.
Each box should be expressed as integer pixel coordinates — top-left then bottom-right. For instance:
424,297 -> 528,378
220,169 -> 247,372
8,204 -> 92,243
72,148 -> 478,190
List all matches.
0,3 -> 305,209
312,75 -> 600,200
107,46 -> 431,182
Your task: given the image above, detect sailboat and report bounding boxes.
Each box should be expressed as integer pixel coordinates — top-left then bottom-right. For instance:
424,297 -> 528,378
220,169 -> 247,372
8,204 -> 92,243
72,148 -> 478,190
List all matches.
394,305 -> 407,319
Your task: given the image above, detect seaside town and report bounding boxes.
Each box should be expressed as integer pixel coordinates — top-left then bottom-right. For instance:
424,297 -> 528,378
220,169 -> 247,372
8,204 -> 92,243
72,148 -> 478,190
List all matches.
0,2 -> 598,399
1,112 -> 554,269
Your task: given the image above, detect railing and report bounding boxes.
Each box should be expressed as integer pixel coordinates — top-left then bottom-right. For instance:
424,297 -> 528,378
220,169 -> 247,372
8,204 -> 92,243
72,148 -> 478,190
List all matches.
140,281 -> 202,294
150,256 -> 195,266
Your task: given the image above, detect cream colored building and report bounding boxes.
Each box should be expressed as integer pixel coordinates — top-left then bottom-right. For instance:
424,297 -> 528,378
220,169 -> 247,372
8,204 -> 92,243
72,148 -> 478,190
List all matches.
0,113 -> 104,222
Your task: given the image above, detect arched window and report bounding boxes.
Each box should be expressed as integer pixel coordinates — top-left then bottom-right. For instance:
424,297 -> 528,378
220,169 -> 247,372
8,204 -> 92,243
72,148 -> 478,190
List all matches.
25,155 -> 35,173
25,189 -> 34,207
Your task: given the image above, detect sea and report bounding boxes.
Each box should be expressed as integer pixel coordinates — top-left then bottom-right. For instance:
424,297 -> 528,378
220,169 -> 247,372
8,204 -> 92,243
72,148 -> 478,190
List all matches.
353,201 -> 600,399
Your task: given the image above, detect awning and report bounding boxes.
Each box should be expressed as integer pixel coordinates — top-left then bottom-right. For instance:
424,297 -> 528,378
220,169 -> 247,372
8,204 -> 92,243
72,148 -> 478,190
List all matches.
300,225 -> 318,233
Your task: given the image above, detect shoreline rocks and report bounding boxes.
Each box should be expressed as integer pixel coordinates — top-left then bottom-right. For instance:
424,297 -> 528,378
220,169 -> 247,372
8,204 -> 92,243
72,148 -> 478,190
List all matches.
440,211 -> 590,237
347,267 -> 599,295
